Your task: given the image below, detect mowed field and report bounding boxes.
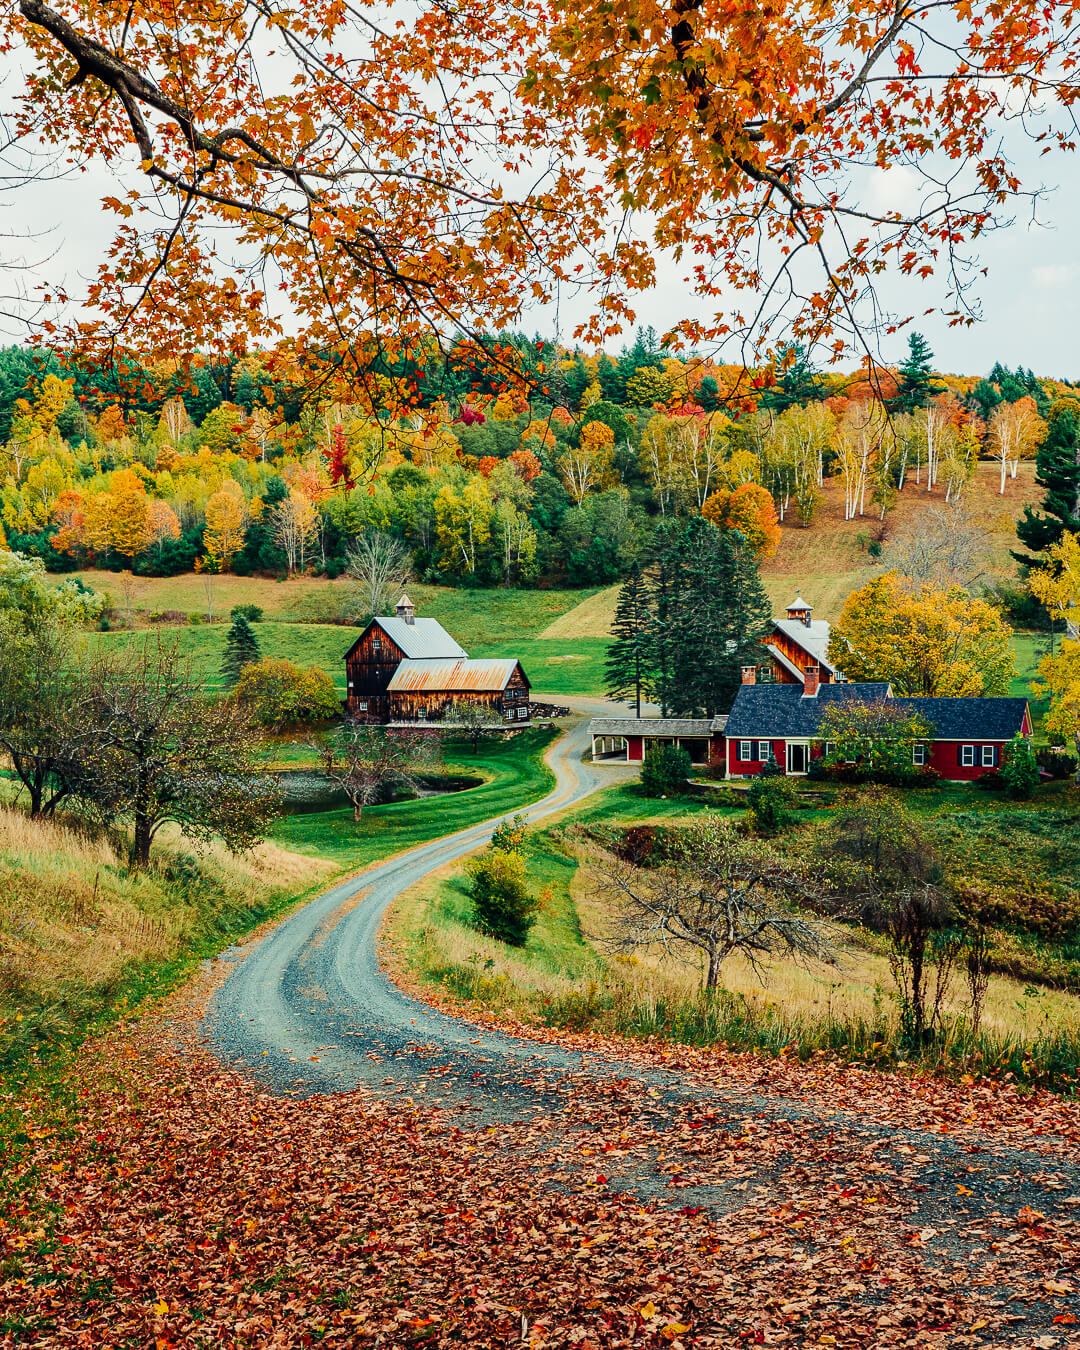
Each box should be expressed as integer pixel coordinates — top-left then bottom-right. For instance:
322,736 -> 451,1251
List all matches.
72,458 -> 1044,700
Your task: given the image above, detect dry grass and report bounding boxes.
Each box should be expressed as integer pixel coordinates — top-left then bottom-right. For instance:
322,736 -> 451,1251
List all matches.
569,857 -> 1080,1043
540,586 -> 622,639
0,805 -> 329,1010
761,459 -> 1038,618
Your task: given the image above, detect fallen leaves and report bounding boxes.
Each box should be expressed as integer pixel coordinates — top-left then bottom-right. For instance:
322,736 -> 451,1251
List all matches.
2,988 -> 1079,1347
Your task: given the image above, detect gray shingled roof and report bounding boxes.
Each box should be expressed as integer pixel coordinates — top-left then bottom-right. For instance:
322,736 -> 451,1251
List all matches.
589,717 -> 716,738
372,616 -> 467,660
771,617 -> 838,673
724,682 -> 891,737
894,697 -> 1029,740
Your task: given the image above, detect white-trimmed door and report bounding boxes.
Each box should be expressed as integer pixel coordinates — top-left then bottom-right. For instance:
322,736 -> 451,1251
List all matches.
786,741 -> 809,775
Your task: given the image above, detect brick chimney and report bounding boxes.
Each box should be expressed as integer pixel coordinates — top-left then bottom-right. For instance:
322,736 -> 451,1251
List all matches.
802,664 -> 820,698
741,665 -> 756,686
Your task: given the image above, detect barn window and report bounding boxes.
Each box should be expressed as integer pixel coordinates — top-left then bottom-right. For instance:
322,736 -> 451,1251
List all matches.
757,741 -> 770,760
372,637 -> 381,650
517,707 -> 528,719
357,700 -> 368,712
981,745 -> 996,767
960,745 -> 976,767
912,744 -> 927,766
738,741 -> 753,762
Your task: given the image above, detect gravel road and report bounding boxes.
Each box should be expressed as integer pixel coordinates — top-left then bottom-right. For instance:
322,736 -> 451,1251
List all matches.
202,711 -> 1080,1332
204,704 -> 640,1107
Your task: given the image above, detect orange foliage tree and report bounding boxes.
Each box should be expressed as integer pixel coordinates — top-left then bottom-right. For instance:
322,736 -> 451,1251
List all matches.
10,0 -> 1080,392
702,484 -> 781,561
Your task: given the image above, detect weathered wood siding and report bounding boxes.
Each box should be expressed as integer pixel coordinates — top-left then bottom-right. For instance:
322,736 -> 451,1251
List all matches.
765,628 -> 835,684
344,622 -> 405,719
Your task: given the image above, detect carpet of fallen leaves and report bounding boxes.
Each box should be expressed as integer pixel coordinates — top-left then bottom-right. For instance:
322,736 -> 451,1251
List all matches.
3,981 -> 1080,1350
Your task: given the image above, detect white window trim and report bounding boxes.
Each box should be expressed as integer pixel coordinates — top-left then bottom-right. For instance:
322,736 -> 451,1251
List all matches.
738,740 -> 753,762
757,740 -> 771,760
357,699 -> 368,711
960,744 -> 976,767
981,744 -> 996,767
912,744 -> 927,766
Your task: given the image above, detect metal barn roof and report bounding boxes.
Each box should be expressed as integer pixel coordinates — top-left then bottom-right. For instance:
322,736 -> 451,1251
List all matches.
386,657 -> 524,693
771,617 -> 838,673
372,616 -> 467,660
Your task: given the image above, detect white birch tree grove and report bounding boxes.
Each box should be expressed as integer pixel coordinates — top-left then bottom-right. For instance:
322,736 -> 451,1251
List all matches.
988,397 -> 1046,494
834,401 -> 886,520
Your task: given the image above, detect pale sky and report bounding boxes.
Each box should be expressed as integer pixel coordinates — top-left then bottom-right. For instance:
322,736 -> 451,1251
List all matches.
4,115 -> 1079,380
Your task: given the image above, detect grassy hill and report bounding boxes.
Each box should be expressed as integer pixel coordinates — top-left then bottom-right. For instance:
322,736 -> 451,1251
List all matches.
0,804 -> 330,1074
71,457 -> 1044,700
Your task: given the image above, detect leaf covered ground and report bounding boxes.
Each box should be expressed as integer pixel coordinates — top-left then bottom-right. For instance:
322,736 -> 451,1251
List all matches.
2,983 -> 1079,1349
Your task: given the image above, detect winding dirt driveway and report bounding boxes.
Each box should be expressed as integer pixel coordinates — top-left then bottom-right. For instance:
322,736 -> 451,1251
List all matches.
204,702 -> 638,1107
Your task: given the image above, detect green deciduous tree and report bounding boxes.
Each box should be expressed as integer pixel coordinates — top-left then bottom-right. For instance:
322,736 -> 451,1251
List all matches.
234,658 -> 341,730
468,847 -> 536,946
81,639 -> 280,868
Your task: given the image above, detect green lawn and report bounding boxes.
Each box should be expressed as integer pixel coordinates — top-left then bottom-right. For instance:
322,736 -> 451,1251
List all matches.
476,636 -> 610,698
89,622 -> 613,697
270,727 -> 557,866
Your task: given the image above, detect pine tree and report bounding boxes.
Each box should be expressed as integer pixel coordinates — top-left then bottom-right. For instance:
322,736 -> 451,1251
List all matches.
221,614 -> 261,688
605,562 -> 652,717
670,519 -> 772,716
894,332 -> 941,413
1015,401 -> 1080,567
645,518 -> 772,717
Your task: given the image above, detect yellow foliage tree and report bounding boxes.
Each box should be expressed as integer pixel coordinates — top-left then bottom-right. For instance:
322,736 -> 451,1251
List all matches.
109,468 -> 151,561
557,420 -> 615,504
434,477 -> 492,575
1036,640 -> 1080,779
203,488 -> 248,572
827,571 -> 1014,696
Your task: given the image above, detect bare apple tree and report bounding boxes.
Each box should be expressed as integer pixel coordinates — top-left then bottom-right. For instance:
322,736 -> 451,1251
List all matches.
596,818 -> 835,991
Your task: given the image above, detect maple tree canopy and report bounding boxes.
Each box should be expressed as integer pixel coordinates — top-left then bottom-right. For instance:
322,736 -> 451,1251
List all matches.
7,0 -> 1080,402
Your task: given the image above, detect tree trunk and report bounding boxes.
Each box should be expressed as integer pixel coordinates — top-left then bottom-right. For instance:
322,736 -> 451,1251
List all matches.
704,948 -> 722,990
132,810 -> 152,869
352,803 -> 363,822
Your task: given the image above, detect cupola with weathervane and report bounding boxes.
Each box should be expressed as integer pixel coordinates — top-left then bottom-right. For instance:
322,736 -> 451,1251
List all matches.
395,592 -> 416,626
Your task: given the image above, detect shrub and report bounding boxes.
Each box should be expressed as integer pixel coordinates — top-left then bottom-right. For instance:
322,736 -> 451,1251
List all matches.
491,814 -> 528,852
746,776 -> 798,833
1038,748 -> 1078,780
230,603 -> 264,623
149,609 -> 185,625
188,611 -> 203,625
235,657 -> 341,729
1001,734 -> 1040,800
467,848 -> 536,946
975,770 -> 1006,792
640,744 -> 692,797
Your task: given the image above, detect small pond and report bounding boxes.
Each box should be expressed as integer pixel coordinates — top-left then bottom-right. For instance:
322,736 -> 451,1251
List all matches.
277,769 -> 483,814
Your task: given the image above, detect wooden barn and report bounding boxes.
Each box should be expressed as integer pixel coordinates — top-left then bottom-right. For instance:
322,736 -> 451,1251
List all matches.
343,594 -> 531,725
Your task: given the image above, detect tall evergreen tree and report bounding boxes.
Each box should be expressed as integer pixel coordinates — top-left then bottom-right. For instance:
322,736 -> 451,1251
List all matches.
605,562 -> 652,717
1014,401 -> 1080,567
221,614 -> 261,688
893,332 -> 941,413
669,519 -> 772,717
645,519 -> 683,716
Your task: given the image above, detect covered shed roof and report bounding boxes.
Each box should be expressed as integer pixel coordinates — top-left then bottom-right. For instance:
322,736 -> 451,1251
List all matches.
589,717 -> 717,738
387,657 -> 525,693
